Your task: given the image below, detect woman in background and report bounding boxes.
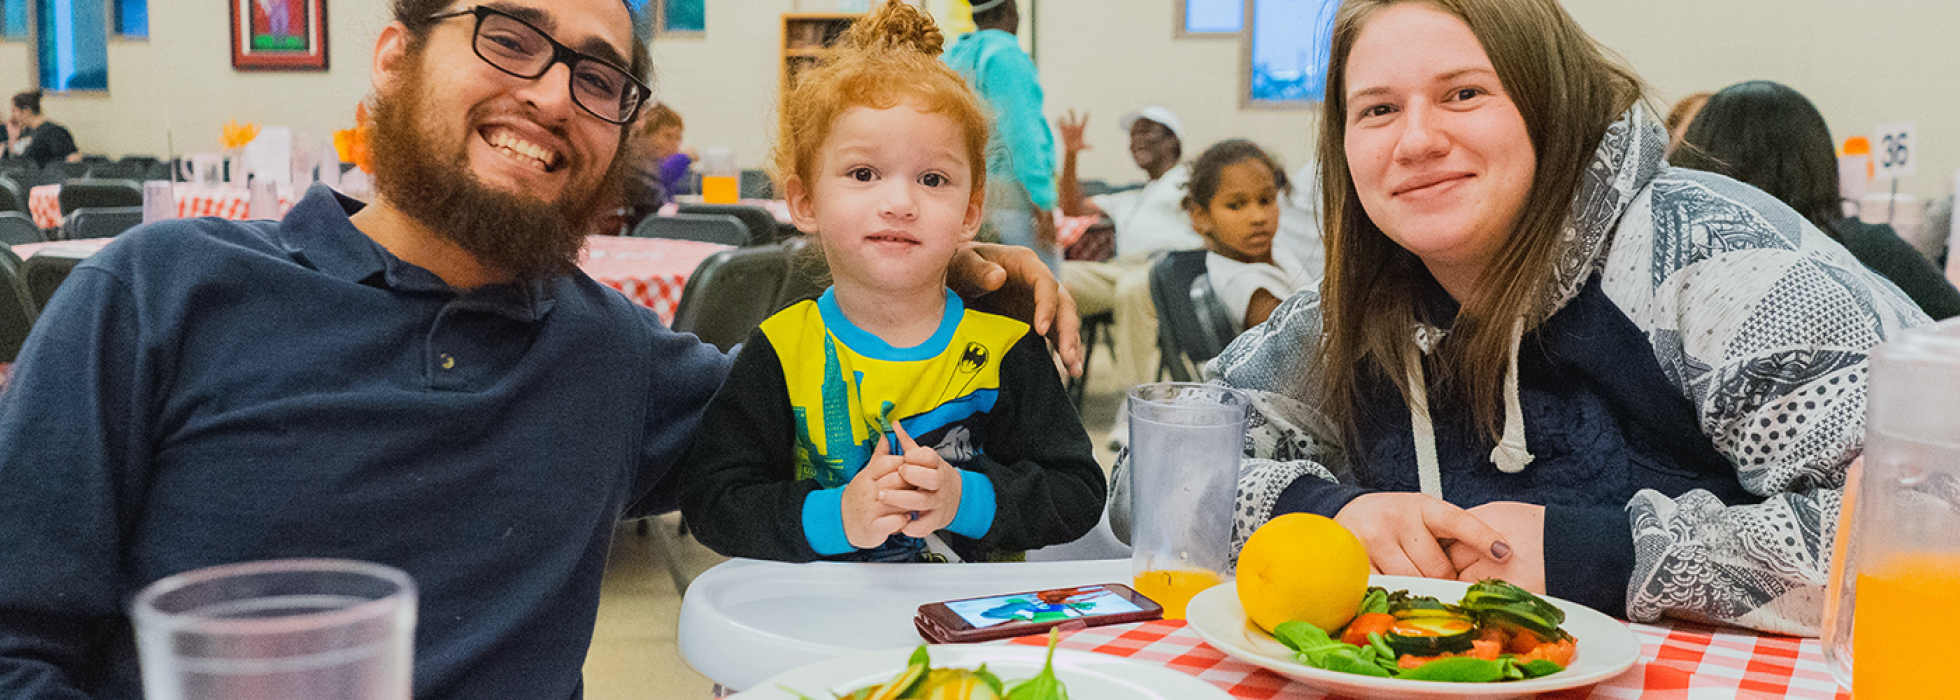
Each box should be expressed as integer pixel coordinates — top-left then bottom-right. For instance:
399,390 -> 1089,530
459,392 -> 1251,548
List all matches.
614,103 -> 697,234
4,91 -> 79,167
1661,90 -> 1709,154
638,104 -> 695,202
1672,80 -> 1960,319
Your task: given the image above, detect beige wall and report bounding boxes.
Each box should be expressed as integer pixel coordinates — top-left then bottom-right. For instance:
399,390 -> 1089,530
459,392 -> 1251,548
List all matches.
656,0 -> 1960,198
0,0 -> 386,160
5,0 -> 1956,200
1566,0 -> 1960,200
649,0 -> 1322,187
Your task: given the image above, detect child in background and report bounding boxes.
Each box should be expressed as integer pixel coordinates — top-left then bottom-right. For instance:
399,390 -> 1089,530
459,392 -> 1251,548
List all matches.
677,1 -> 1104,564
1184,139 -> 1312,330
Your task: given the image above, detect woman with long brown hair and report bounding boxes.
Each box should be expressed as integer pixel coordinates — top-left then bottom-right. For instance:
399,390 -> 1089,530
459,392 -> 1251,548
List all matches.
1216,0 -> 1927,634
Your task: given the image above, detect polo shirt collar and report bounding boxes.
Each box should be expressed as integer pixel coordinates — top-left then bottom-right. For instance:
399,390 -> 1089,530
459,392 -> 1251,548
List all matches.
275,183 -> 557,323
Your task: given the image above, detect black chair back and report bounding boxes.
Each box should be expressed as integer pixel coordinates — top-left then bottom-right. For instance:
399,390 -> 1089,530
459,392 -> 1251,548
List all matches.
1184,273 -> 1240,359
1147,249 -> 1236,381
0,246 -> 35,362
2,164 -> 60,189
82,161 -> 145,180
0,211 -> 44,245
676,203 -> 781,245
61,206 -> 143,241
773,235 -> 829,312
22,250 -> 85,313
739,169 -> 775,199
630,212 -> 748,246
671,244 -> 790,351
0,175 -> 24,215
57,179 -> 143,216
55,162 -> 91,180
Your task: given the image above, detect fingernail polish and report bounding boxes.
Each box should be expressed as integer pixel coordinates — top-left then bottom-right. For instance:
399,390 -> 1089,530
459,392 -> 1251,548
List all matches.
1491,541 -> 1511,559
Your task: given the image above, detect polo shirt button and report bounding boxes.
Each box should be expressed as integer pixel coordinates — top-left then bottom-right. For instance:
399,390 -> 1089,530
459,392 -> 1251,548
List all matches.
440,353 -> 456,370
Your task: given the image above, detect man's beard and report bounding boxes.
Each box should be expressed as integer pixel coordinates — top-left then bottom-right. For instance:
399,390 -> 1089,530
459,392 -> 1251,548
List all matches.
366,63 -> 631,283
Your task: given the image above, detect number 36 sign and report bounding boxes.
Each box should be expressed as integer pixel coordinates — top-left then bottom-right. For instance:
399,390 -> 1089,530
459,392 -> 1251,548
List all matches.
1874,122 -> 1916,179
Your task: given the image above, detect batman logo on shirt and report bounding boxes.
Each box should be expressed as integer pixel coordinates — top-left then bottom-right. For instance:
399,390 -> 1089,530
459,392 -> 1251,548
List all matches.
958,343 -> 989,372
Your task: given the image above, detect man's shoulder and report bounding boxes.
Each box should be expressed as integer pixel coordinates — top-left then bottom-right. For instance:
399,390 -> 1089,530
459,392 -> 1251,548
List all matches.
85,216 -> 287,278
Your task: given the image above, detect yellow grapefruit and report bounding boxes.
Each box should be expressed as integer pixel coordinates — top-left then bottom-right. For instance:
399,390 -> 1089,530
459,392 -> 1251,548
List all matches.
1236,513 -> 1370,634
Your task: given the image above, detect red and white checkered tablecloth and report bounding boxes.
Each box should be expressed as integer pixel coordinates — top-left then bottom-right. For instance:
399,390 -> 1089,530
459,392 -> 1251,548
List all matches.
11,235 -> 723,326
1005,618 -> 1848,700
28,183 -> 293,229
579,235 -> 730,325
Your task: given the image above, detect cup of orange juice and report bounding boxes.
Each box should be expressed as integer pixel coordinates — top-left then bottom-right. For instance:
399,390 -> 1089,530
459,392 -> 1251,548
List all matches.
1823,318 -> 1960,697
1126,383 -> 1248,619
701,147 -> 738,205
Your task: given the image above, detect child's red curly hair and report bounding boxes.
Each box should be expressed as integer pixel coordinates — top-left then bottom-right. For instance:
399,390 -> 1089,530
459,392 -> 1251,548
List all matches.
770,1 -> 992,204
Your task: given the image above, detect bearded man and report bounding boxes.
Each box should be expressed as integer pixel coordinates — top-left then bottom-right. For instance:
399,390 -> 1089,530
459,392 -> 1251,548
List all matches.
0,1 -> 1075,697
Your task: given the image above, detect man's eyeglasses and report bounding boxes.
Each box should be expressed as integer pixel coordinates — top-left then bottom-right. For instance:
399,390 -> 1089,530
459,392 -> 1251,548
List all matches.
427,5 -> 651,125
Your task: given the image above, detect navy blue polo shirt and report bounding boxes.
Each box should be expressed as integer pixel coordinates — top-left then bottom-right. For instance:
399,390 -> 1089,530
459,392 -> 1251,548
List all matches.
0,185 -> 731,699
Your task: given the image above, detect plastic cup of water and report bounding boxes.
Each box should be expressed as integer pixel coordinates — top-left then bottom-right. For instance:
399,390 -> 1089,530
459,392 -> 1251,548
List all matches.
1126,382 -> 1249,618
132,558 -> 417,700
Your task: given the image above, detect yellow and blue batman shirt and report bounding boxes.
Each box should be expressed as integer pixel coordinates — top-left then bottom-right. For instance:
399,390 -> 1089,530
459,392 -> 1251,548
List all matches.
676,287 -> 1106,563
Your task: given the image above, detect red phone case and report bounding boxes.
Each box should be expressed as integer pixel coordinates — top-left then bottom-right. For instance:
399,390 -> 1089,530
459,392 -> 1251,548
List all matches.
913,583 -> 1163,644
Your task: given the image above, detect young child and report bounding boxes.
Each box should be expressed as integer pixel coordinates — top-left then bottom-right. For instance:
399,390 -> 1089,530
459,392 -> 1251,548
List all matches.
1183,139 -> 1312,330
677,1 -> 1104,564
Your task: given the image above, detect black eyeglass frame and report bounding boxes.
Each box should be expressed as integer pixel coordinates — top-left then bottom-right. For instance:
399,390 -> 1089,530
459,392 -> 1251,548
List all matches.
426,5 -> 652,125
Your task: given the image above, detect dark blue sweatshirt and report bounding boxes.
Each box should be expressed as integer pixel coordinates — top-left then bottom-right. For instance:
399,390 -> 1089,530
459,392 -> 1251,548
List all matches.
0,185 -> 730,699
1273,275 -> 1758,616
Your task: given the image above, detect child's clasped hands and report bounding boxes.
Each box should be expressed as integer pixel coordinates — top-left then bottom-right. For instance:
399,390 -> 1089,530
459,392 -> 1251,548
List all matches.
841,423 -> 965,548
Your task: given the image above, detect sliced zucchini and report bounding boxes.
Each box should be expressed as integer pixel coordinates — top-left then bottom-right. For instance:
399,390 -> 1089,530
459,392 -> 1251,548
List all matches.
1384,612 -> 1478,656
1460,579 -> 1567,641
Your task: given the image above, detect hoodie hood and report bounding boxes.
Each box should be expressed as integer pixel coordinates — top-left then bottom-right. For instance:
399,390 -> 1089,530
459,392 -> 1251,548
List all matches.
1534,103 -> 1670,323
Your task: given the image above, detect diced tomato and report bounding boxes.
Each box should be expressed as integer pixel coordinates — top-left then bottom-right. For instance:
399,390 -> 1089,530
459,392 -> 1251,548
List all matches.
1506,627 -> 1544,655
1340,613 -> 1397,647
1478,626 -> 1509,645
1395,639 -> 1508,670
1397,653 -> 1437,670
1518,638 -> 1577,667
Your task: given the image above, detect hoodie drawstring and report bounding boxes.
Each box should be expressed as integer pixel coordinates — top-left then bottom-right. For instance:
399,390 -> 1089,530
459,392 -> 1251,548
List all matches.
1490,317 -> 1534,473
1404,348 -> 1443,498
1404,317 -> 1534,496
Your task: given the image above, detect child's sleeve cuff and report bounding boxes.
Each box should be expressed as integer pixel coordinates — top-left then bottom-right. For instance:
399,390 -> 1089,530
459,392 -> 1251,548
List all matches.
945,470 -> 996,540
801,488 -> 855,556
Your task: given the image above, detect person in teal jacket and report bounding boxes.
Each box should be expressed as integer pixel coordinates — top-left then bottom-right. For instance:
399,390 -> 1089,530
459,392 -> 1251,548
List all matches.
944,0 -> 1061,274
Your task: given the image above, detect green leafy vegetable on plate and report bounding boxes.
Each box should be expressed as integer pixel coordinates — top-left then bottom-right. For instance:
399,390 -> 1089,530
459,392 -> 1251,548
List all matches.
788,629 -> 1068,700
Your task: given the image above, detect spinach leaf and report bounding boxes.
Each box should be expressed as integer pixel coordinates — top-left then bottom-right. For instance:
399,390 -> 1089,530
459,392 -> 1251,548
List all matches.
1517,658 -> 1566,678
1395,656 -> 1505,683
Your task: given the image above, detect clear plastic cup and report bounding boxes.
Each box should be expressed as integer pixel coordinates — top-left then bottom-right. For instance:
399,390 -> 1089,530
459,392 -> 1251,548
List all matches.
248,179 -> 280,220
132,558 -> 417,700
1127,382 -> 1249,618
701,147 -> 738,204
142,180 -> 177,224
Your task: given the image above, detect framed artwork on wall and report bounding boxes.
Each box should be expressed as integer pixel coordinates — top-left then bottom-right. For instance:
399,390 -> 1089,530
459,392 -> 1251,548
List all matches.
232,0 -> 328,71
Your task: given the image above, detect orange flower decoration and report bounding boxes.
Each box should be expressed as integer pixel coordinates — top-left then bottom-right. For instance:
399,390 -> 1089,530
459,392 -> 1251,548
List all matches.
333,103 -> 374,174
220,120 -> 261,150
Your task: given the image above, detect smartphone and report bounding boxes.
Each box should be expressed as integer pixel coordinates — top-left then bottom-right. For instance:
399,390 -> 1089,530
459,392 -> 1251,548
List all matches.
914,583 -> 1164,644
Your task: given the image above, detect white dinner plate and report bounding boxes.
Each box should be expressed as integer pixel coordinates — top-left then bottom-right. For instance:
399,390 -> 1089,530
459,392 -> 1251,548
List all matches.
728,643 -> 1233,699
1184,576 -> 1641,700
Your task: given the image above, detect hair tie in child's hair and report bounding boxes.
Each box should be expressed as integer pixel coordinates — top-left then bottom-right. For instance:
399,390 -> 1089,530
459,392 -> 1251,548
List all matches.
969,0 -> 1011,12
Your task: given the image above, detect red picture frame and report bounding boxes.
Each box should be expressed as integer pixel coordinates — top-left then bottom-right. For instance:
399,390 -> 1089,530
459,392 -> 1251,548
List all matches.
232,0 -> 329,71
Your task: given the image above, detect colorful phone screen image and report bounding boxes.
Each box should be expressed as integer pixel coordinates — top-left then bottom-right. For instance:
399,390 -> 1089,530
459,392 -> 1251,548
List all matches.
944,585 -> 1145,629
